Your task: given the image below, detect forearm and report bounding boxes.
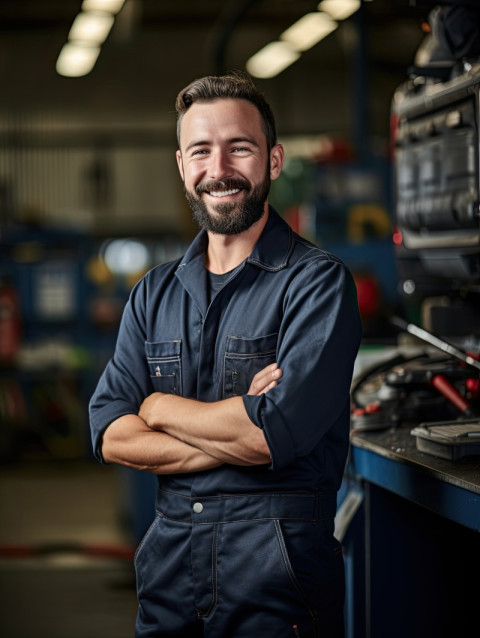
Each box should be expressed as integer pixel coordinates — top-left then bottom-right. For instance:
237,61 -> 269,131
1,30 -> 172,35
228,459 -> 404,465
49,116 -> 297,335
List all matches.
139,394 -> 271,466
101,414 -> 223,474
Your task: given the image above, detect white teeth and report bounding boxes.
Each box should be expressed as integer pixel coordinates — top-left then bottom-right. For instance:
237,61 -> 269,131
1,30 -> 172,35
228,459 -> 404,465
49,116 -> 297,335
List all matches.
209,188 -> 240,197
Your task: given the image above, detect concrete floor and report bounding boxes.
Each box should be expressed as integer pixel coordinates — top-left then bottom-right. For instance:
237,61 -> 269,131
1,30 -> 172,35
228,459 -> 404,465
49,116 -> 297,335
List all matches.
0,460 -> 140,638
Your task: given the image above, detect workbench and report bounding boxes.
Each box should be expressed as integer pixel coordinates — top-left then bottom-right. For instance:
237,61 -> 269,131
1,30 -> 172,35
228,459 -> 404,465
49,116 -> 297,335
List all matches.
341,425 -> 480,638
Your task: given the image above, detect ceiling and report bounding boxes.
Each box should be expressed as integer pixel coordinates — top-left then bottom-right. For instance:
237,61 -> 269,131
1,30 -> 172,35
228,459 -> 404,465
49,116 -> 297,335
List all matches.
0,0 -> 431,151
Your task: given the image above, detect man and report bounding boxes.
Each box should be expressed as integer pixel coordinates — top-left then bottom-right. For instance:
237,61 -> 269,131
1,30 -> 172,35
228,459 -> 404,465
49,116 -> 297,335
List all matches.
89,70 -> 362,638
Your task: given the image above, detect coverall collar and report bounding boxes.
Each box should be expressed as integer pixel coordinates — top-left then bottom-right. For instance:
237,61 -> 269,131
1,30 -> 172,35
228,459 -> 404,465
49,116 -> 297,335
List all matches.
174,207 -> 295,315
176,206 -> 295,276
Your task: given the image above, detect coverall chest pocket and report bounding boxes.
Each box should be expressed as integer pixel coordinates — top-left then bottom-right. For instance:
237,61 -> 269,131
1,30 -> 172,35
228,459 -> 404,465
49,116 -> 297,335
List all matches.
223,333 -> 278,398
145,340 -> 182,395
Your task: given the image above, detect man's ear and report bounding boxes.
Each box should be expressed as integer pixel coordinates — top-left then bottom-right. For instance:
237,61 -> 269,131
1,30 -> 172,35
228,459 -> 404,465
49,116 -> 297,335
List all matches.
176,150 -> 185,181
270,144 -> 284,181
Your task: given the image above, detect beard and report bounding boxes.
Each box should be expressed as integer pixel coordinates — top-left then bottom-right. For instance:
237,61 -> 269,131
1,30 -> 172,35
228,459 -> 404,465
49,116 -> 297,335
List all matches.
184,170 -> 271,236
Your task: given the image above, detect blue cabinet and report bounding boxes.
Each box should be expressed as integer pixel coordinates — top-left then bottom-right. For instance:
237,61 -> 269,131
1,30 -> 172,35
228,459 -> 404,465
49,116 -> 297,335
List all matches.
341,428 -> 480,637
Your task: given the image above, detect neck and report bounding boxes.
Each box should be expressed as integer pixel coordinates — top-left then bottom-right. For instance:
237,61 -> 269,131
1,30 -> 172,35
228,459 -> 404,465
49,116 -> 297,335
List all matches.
206,207 -> 269,274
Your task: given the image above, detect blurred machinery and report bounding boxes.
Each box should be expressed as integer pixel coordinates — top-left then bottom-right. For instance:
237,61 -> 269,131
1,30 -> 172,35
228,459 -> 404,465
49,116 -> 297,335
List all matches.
352,1 -> 480,459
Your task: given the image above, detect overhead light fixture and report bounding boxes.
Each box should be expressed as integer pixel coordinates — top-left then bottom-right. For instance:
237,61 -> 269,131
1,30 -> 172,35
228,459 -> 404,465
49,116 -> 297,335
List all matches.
56,42 -> 101,77
81,0 -> 126,13
56,0 -> 124,76
68,11 -> 115,44
318,0 -> 361,21
246,41 -> 301,79
280,12 -> 337,52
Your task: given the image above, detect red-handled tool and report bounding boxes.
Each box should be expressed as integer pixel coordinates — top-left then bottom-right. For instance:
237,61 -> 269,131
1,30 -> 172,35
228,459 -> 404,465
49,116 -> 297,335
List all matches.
431,374 -> 474,416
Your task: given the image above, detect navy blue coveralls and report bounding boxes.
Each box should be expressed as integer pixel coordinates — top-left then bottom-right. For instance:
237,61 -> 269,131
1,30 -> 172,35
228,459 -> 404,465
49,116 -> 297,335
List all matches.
89,208 -> 362,637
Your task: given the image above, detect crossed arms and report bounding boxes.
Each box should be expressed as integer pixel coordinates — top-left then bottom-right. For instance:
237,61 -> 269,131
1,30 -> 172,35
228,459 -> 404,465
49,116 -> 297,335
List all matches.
101,363 -> 282,474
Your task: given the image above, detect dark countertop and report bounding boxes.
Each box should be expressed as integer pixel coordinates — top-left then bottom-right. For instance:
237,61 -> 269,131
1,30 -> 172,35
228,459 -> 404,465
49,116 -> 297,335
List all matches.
350,425 -> 480,496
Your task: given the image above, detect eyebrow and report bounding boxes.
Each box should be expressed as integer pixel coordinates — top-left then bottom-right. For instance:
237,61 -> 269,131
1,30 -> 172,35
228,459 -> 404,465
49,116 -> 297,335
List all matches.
184,136 -> 261,153
185,140 -> 209,152
229,137 -> 260,148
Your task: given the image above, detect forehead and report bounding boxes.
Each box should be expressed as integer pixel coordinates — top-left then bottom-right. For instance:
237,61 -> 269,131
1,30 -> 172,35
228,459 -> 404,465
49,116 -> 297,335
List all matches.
179,98 -> 266,149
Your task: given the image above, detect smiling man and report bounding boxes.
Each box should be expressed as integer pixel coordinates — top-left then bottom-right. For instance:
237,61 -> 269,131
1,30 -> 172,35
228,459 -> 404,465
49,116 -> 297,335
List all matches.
89,71 -> 362,638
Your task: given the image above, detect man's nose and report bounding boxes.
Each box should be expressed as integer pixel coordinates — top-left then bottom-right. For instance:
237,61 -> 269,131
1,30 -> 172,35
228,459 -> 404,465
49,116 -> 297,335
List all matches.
208,150 -> 233,180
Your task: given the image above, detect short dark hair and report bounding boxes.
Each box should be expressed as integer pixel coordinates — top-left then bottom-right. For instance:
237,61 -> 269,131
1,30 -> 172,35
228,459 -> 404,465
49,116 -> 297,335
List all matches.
175,70 -> 277,151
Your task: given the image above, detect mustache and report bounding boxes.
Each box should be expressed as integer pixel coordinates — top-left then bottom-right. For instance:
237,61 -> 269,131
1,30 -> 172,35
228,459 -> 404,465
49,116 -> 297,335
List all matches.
195,178 -> 250,195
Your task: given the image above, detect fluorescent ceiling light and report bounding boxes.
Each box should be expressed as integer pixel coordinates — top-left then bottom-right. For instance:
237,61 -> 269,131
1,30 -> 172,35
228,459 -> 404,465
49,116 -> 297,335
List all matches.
56,42 -> 101,77
68,11 -> 115,44
246,41 -> 301,79
318,0 -> 361,21
280,12 -> 337,52
81,0 -> 126,14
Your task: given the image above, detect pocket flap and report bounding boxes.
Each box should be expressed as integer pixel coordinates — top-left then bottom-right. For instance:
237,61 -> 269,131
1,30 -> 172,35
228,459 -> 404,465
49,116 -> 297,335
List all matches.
225,333 -> 277,357
145,340 -> 181,359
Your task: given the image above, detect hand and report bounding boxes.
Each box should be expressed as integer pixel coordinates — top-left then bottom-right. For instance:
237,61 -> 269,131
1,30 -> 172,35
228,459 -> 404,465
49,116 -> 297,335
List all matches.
247,362 -> 282,396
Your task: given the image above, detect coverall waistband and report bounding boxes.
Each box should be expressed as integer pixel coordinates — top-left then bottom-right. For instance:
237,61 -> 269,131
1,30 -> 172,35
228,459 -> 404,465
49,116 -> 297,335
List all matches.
155,489 -> 337,524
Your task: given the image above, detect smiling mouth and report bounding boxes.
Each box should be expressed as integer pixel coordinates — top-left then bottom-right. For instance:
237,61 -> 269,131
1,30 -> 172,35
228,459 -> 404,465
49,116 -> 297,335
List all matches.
197,179 -> 249,199
208,188 -> 241,198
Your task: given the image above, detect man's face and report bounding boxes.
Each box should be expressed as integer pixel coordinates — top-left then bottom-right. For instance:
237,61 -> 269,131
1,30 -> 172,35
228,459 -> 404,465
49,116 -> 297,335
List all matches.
176,98 -> 283,236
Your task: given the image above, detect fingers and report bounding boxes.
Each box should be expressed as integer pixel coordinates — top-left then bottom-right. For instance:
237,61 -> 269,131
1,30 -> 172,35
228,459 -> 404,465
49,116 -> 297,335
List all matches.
247,362 -> 283,396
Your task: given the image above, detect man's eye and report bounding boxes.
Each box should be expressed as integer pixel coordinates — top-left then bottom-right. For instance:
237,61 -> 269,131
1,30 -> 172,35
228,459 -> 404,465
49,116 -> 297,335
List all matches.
192,149 -> 208,156
232,147 -> 249,153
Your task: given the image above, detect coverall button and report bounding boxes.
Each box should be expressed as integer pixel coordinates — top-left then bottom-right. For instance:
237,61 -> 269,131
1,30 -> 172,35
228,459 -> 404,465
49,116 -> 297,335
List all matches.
192,502 -> 203,514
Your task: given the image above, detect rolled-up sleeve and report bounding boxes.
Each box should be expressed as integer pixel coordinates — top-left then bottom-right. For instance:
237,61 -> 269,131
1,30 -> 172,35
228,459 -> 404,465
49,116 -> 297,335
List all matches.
89,277 -> 151,462
243,256 -> 362,471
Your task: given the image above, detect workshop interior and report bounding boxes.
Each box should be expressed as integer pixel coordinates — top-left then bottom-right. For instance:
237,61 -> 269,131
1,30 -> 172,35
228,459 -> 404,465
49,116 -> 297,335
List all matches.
1,1 -> 480,637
